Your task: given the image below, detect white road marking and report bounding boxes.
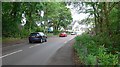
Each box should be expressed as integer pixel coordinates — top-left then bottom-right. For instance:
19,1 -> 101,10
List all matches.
29,44 -> 41,48
0,50 -> 23,58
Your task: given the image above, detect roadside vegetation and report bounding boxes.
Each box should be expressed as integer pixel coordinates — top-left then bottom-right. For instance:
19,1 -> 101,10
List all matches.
2,2 -> 72,42
74,33 -> 118,65
73,2 -> 120,65
2,38 -> 22,43
0,38 -> 2,42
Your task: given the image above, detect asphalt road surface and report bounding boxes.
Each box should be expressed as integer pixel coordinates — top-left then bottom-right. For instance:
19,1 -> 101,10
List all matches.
2,35 -> 76,65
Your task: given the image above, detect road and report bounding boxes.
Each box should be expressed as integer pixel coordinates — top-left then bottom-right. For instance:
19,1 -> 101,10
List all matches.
2,35 -> 76,65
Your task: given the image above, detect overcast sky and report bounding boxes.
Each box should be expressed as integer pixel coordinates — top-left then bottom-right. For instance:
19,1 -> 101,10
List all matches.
66,4 -> 92,30
67,3 -> 89,21
67,5 -> 89,21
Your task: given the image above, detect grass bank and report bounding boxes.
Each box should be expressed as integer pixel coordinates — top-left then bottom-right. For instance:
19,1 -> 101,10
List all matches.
2,37 -> 22,43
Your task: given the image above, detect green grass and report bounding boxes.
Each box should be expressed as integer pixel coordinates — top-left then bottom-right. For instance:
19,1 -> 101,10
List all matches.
47,33 -> 54,37
0,37 -> 2,41
2,37 -> 21,43
47,33 -> 58,37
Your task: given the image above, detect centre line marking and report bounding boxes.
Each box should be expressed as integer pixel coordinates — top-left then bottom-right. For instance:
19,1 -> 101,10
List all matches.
0,50 -> 23,58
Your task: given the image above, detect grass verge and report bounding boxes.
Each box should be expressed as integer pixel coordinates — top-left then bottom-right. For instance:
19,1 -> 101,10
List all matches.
2,38 -> 22,43
73,33 -> 119,65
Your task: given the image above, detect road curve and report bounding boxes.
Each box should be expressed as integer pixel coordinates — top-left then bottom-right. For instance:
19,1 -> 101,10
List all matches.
2,35 -> 76,65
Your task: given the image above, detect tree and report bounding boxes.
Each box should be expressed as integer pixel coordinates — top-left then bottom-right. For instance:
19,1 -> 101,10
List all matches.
2,2 -> 72,37
72,2 -> 120,53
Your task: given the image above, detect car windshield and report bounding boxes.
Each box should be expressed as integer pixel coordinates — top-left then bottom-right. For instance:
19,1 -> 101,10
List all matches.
30,33 -> 39,36
39,32 -> 44,36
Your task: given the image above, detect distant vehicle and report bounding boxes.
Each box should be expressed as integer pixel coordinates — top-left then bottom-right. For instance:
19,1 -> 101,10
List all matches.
75,31 -> 81,35
48,27 -> 53,33
59,32 -> 67,37
29,32 -> 47,43
71,32 -> 76,35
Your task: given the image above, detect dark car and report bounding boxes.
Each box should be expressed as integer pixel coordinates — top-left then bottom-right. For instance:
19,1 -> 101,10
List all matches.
59,32 -> 67,37
29,32 -> 47,43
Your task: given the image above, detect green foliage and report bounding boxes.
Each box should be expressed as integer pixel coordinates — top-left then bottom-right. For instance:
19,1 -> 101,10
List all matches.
85,54 -> 96,65
35,27 -> 44,32
92,33 -> 120,54
2,2 -> 72,38
98,51 -> 118,65
53,30 -> 60,35
75,33 -> 92,45
73,33 -> 119,65
20,28 -> 30,38
72,2 -> 120,65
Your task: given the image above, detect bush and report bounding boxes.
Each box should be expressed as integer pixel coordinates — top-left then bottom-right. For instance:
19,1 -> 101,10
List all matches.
53,30 -> 60,35
85,54 -> 96,65
20,29 -> 30,38
35,27 -> 44,32
73,33 -> 119,65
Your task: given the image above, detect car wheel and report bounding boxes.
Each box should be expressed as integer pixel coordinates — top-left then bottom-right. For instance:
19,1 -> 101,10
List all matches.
29,40 -> 32,43
45,39 -> 47,42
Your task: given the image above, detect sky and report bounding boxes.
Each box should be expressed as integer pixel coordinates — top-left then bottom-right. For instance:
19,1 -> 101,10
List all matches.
66,4 -> 92,31
67,4 -> 89,21
72,12 -> 89,21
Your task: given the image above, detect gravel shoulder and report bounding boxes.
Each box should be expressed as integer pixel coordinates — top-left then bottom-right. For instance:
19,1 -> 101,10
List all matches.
2,38 -> 27,47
